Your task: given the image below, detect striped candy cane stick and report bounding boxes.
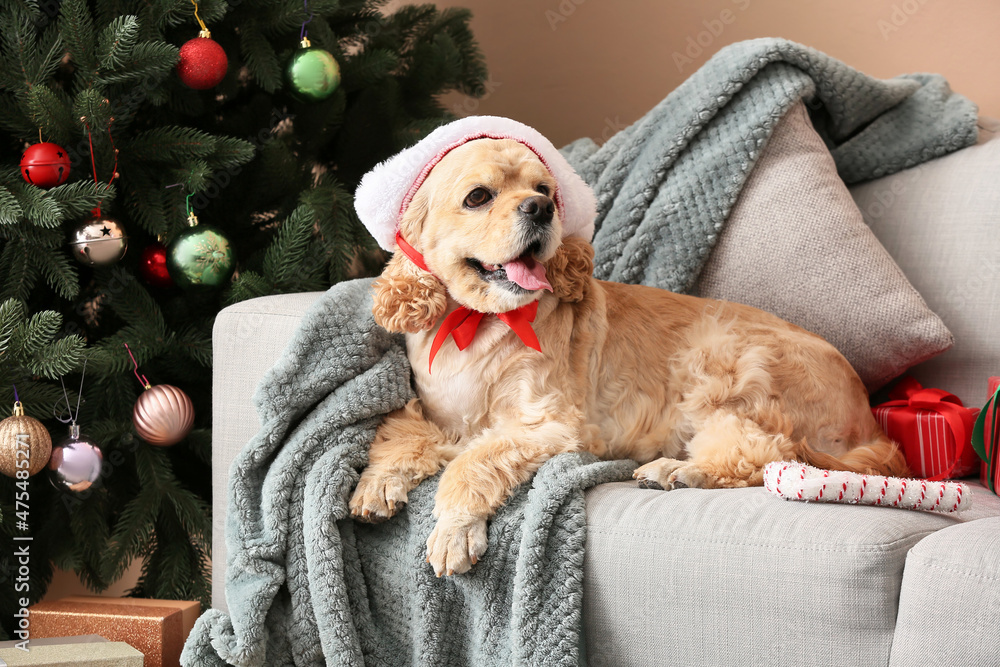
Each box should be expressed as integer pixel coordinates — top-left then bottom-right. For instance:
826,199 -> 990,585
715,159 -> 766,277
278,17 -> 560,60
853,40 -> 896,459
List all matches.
762,462 -> 971,514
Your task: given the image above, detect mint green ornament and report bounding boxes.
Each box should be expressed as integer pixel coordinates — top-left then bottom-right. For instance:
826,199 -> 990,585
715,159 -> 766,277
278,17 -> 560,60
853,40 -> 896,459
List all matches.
286,38 -> 340,102
166,214 -> 235,289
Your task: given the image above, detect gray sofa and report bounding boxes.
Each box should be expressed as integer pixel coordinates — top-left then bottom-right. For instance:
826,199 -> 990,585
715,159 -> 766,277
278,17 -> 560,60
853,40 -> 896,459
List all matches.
209,121 -> 1000,665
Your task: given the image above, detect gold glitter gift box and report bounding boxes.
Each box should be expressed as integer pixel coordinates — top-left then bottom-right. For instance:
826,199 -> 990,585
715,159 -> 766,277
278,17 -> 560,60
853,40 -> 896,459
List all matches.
28,596 -> 200,667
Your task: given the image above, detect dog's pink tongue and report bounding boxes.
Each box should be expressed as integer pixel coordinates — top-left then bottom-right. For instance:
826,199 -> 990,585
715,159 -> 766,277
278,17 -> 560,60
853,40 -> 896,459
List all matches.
504,256 -> 552,292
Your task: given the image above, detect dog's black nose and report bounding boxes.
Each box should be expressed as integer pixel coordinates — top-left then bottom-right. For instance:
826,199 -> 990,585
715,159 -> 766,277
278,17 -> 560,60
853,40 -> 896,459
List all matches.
518,195 -> 555,226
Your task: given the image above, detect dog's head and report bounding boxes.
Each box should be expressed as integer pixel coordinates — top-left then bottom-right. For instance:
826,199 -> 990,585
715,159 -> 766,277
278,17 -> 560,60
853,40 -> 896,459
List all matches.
372,138 -> 594,333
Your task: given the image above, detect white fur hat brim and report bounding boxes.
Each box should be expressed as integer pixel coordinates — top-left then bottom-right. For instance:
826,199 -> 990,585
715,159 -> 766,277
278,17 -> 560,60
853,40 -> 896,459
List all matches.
354,115 -> 597,252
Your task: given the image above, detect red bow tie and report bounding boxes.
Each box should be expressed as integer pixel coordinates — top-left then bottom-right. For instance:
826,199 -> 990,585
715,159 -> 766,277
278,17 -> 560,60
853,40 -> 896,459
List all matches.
395,232 -> 543,373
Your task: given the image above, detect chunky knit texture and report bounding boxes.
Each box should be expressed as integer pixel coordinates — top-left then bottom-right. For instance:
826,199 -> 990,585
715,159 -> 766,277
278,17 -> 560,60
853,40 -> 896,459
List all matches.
562,38 -> 978,292
183,38 -> 977,666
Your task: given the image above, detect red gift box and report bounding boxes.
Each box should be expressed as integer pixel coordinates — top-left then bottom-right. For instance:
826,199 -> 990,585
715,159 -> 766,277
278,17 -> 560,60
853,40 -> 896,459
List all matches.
973,376 -> 1000,493
872,377 -> 980,480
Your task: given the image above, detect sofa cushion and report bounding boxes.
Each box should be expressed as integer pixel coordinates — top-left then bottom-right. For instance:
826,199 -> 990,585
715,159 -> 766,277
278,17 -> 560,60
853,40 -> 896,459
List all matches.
889,516 -> 1000,666
850,118 -> 1000,407
694,101 -> 953,391
582,481 -> 1000,667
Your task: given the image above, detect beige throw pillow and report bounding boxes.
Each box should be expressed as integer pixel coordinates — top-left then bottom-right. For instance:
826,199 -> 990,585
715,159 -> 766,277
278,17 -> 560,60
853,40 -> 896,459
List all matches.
693,101 -> 953,391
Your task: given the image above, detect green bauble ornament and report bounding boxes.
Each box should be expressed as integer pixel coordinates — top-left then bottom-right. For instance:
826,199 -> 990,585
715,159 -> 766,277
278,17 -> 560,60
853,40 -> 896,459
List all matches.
166,213 -> 235,289
286,38 -> 340,102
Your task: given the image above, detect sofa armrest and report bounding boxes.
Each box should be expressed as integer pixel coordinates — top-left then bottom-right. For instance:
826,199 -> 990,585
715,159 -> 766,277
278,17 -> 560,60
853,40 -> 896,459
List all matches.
889,516 -> 1000,665
211,292 -> 325,612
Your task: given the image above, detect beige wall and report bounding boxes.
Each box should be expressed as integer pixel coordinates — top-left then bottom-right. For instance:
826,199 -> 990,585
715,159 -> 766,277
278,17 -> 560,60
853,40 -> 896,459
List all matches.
435,0 -> 1000,147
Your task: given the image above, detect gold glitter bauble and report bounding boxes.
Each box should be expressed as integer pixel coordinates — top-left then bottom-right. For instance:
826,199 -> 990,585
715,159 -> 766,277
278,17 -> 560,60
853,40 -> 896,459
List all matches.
0,401 -> 53,477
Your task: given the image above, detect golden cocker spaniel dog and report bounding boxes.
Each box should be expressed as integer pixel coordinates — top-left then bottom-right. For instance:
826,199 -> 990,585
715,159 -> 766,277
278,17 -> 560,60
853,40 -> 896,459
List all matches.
349,136 -> 909,577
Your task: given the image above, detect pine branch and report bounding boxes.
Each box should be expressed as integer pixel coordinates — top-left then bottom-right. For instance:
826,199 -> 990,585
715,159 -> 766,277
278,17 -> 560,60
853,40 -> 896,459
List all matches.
0,11 -> 41,92
10,182 -> 65,227
27,335 -> 85,379
173,324 -> 211,366
73,87 -> 114,130
262,205 -> 315,287
340,48 -> 398,91
95,40 -> 178,86
224,270 -> 269,305
25,84 -> 76,146
0,241 -> 39,301
96,15 -> 139,71
126,125 -> 217,163
0,298 -> 24,358
0,95 -> 37,136
60,0 -> 98,82
104,278 -> 169,340
0,186 -> 23,224
32,24 -> 66,86
34,247 -> 80,299
11,310 -> 61,354
205,136 -> 255,170
239,23 -> 282,92
47,180 -> 107,219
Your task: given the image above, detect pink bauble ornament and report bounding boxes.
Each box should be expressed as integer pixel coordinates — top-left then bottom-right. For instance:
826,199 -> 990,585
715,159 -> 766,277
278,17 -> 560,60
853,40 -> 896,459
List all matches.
133,384 -> 194,446
48,425 -> 103,494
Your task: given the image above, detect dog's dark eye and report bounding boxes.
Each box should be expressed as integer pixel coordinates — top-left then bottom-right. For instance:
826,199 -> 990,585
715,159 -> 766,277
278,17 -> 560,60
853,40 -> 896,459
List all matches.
464,187 -> 492,208
536,183 -> 550,196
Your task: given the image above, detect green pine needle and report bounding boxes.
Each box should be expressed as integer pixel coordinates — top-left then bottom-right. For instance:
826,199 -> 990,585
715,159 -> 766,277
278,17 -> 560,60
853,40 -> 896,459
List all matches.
96,15 -> 140,71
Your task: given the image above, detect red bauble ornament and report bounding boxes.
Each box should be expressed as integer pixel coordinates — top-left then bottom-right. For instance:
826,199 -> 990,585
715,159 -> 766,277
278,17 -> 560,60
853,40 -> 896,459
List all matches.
177,35 -> 228,90
139,242 -> 174,288
20,142 -> 71,188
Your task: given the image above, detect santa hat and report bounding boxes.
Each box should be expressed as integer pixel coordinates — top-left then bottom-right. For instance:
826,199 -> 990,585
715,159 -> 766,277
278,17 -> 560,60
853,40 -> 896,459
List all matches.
354,115 -> 597,252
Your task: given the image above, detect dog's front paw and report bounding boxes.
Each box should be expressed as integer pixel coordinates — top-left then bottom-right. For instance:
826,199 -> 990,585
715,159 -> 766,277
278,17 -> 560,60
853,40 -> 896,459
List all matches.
633,457 -> 686,490
634,458 -> 725,490
349,471 -> 409,522
426,511 -> 488,577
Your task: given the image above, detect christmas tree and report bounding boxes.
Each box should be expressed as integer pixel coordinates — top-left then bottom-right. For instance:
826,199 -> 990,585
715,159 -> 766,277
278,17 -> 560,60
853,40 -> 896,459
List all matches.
0,0 -> 485,635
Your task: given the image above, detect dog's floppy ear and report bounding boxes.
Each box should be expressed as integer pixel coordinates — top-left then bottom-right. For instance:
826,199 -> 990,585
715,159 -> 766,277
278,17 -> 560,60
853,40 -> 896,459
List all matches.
371,192 -> 447,333
546,236 -> 594,303
371,252 -> 448,333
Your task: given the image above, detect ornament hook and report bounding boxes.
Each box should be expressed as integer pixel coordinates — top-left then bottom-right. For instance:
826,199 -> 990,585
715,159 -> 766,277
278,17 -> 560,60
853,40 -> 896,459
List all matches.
11,384 -> 23,416
54,356 -> 88,427
124,343 -> 152,390
300,0 -> 314,44
190,0 -> 211,38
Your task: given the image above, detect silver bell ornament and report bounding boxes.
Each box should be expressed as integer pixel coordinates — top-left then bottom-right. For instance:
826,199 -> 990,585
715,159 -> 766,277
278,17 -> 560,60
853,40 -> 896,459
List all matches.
48,424 -> 103,493
69,212 -> 128,266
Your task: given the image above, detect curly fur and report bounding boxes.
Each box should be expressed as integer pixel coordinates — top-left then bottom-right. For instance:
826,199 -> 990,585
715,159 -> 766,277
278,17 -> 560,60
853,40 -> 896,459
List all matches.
546,236 -> 593,303
371,253 -> 447,333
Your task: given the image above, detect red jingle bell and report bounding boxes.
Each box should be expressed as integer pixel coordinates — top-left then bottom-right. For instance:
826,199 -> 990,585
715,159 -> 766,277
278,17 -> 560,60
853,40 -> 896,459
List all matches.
20,142 -> 71,188
177,34 -> 228,90
139,242 -> 174,288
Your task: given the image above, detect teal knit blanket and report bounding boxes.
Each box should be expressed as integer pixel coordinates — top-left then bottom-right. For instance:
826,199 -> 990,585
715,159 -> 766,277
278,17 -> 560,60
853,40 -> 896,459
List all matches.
182,39 -> 976,666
